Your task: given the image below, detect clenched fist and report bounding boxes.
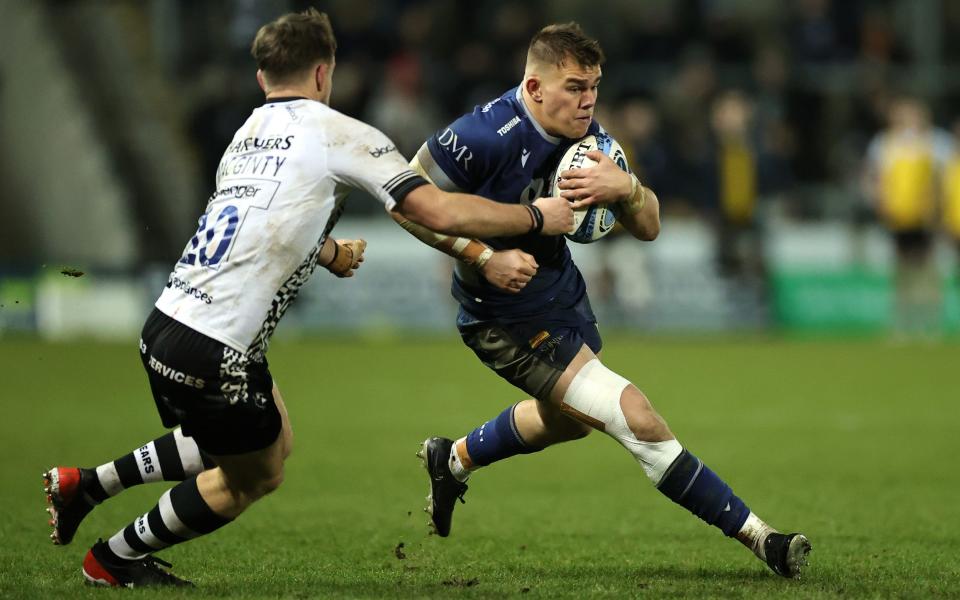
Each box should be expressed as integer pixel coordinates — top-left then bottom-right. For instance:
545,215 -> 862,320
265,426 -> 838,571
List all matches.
325,239 -> 366,278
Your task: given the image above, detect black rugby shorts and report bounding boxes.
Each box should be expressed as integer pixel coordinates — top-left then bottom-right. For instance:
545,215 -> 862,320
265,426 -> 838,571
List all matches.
139,308 -> 281,455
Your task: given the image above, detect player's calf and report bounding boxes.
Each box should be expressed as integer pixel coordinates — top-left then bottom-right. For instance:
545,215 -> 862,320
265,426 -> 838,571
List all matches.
513,397 -> 592,447
561,358 -> 812,578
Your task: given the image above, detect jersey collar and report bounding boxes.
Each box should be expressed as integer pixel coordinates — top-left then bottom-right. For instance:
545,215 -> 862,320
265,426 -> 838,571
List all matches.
263,96 -> 310,105
514,86 -> 562,145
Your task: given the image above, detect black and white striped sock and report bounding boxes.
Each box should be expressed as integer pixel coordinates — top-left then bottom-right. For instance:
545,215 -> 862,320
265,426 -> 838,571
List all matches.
105,476 -> 231,561
89,428 -> 214,502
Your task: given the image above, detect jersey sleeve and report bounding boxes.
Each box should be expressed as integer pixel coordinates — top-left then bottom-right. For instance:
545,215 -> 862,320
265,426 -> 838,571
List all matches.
326,120 -> 428,210
420,113 -> 494,193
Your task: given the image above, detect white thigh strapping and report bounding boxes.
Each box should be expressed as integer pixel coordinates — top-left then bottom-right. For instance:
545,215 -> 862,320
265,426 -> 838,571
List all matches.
562,359 -> 682,485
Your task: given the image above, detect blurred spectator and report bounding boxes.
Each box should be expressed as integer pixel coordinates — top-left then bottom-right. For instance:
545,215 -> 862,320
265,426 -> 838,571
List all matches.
657,45 -> 717,211
613,96 -> 672,198
364,52 -> 442,157
708,90 -> 767,281
858,4 -> 909,64
617,1 -> 681,63
750,43 -> 798,196
863,95 -> 953,335
789,0 -> 858,63
942,119 -> 960,276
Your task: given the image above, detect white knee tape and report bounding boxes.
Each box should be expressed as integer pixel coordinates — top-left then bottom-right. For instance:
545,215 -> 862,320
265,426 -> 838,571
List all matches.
562,359 -> 683,485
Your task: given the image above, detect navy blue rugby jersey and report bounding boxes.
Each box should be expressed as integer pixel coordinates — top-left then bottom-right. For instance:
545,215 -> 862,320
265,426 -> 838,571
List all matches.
415,86 -> 603,321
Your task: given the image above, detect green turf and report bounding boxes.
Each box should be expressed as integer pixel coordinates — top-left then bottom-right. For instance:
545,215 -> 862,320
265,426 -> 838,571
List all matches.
1,335 -> 957,598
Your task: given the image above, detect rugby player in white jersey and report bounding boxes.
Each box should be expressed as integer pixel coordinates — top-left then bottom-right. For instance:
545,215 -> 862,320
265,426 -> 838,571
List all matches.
41,9 -> 573,588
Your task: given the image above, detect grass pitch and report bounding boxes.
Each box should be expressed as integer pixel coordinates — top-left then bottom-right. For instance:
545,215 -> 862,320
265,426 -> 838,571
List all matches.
1,335 -> 957,598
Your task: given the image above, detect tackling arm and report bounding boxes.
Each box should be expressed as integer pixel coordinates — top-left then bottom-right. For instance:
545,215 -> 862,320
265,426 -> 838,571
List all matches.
397,184 -> 570,238
390,156 -> 539,292
390,155 -> 495,267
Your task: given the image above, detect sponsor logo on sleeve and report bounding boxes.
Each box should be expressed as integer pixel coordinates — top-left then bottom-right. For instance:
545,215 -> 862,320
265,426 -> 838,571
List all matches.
437,128 -> 473,171
481,98 -> 501,113
369,145 -> 397,158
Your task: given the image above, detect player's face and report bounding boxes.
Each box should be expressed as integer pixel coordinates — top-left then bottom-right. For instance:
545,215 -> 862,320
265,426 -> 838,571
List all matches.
539,61 -> 601,139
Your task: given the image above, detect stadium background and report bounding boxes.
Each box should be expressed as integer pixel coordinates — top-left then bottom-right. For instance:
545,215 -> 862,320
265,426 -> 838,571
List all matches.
2,0 -> 960,337
0,1 -> 958,598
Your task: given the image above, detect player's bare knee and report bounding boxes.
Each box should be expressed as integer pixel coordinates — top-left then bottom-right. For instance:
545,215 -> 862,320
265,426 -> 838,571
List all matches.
237,471 -> 284,504
258,470 -> 285,496
619,387 -> 673,442
221,460 -> 285,503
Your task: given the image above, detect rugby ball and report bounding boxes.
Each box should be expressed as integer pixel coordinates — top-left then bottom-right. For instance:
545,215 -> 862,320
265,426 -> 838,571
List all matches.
550,133 -> 629,243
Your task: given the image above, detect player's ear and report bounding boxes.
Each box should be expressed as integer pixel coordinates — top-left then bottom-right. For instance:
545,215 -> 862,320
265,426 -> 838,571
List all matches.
525,76 -> 543,103
256,69 -> 267,94
315,64 -> 324,92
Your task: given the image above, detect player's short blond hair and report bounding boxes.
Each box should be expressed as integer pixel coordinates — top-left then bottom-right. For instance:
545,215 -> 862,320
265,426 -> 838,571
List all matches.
251,8 -> 337,84
527,22 -> 605,70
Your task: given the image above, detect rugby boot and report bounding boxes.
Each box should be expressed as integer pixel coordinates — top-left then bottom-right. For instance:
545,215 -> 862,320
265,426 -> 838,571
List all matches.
763,532 -> 811,578
82,539 -> 193,587
43,467 -> 97,545
416,437 -> 468,537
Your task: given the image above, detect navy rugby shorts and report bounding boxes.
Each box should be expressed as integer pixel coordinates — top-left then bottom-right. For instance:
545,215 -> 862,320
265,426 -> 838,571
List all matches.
457,295 -> 602,400
139,308 -> 281,456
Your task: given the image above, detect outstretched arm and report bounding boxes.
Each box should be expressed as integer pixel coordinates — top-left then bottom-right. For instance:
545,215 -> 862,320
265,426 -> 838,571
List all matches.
326,118 -> 571,240
390,155 -> 543,292
395,184 -> 571,238
390,210 -> 494,268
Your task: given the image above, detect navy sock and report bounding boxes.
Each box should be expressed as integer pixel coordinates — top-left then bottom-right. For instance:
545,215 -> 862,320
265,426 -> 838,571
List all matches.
464,404 -> 541,467
656,449 -> 750,537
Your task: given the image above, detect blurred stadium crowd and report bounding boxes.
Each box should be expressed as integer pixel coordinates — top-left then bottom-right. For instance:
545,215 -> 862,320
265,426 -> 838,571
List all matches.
176,0 -> 960,231
1,0 -> 959,336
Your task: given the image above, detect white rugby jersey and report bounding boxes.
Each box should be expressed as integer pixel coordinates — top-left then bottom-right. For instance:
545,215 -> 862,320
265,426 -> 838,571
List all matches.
155,97 -> 426,358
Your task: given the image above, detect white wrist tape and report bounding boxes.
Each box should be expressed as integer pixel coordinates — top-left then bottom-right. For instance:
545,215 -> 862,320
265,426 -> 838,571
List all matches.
474,247 -> 494,268
562,359 -> 682,485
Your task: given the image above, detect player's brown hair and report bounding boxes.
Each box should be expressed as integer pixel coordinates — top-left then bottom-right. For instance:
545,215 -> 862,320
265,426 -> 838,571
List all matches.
251,8 -> 337,83
527,22 -> 605,69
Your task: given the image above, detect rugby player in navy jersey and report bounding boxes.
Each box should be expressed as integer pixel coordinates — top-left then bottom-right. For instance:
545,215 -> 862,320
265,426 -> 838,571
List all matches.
398,23 -> 811,578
